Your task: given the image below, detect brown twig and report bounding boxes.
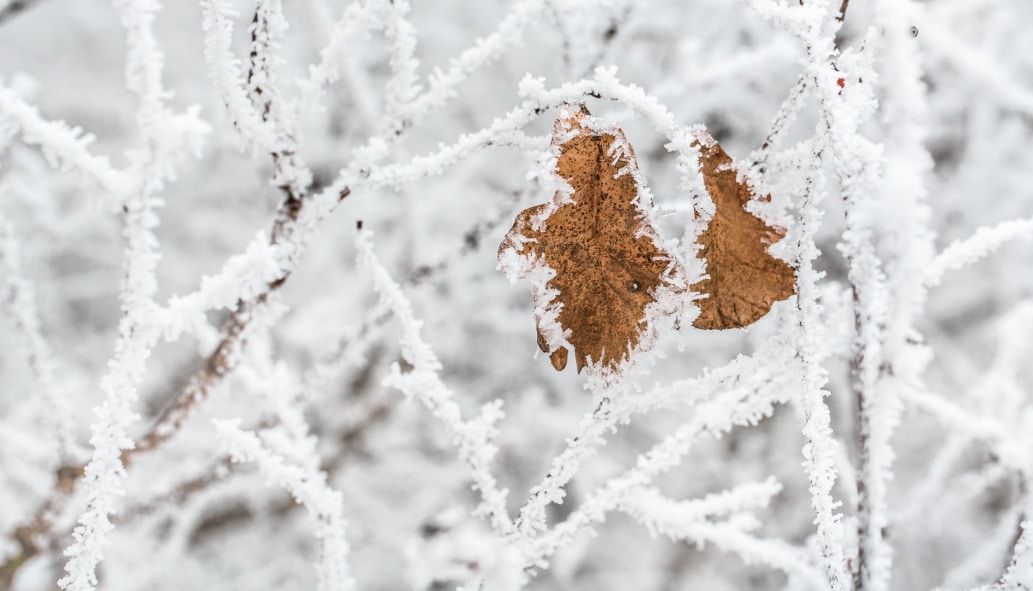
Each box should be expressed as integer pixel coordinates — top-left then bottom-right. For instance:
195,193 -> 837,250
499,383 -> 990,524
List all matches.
114,458 -> 235,524
125,297 -> 269,464
837,0 -> 850,22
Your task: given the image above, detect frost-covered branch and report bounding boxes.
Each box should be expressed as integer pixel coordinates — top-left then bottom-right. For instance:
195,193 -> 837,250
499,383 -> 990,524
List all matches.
626,478 -> 784,526
738,5 -> 852,588
925,217 -> 1033,287
817,27 -> 891,591
395,0 -> 545,130
59,1 -> 206,587
529,368 -> 797,567
57,110 -> 161,591
364,67 -> 708,194
0,218 -> 76,460
200,0 -> 278,151
623,481 -> 826,589
994,514 -> 1033,591
295,1 -> 378,116
514,340 -> 795,538
216,419 -> 354,591
0,85 -> 130,204
356,229 -> 513,536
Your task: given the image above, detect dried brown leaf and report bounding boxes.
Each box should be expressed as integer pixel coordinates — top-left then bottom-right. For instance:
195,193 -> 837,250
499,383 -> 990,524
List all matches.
691,138 -> 795,330
499,106 -> 683,374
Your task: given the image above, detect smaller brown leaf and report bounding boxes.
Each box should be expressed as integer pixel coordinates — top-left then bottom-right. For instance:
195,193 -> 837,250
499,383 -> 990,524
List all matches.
691,137 -> 795,330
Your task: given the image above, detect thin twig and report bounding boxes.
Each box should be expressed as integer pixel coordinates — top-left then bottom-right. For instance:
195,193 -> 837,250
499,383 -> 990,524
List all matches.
114,458 -> 235,524
752,74 -> 808,170
837,0 -> 850,22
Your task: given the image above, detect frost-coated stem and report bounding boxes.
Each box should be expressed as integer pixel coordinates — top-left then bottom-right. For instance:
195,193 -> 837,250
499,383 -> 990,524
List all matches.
623,482 -> 826,590
763,7 -> 851,578
751,73 -> 808,168
626,478 -> 784,525
247,0 -> 313,246
215,420 -> 355,591
791,158 -> 851,591
58,149 -> 163,591
60,1 -> 190,588
514,340 -> 791,538
739,2 -> 870,588
364,68 -> 707,194
200,0 -> 278,151
514,392 -> 618,538
0,218 -> 76,460
0,86 -> 130,204
397,0 -> 546,128
530,370 -> 795,567
924,216 -> 1033,287
965,482 -> 1033,591
811,26 -> 889,591
850,3 -> 938,590
996,506 -> 1033,591
356,230 -> 514,537
379,0 -> 420,131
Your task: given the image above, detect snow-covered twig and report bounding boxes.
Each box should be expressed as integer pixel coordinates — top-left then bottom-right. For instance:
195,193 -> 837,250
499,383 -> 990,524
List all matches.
215,420 -> 355,591
786,147 -> 852,591
295,1 -> 377,117
626,478 -> 784,526
995,512 -> 1033,591
623,481 -> 826,589
925,217 -> 1033,287
362,68 -> 707,194
57,99 -> 161,591
528,369 -> 797,567
397,0 -> 546,129
379,0 -> 420,131
514,340 -> 794,538
0,85 -> 130,204
749,73 -> 809,168
0,218 -> 76,460
200,0 -> 279,151
356,229 -> 513,536
739,2 -> 853,588
815,26 -> 892,591
60,1 -> 206,587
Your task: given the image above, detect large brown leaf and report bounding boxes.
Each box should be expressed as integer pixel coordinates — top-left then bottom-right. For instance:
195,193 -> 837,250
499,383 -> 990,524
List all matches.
691,137 -> 795,329
498,105 -> 683,374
